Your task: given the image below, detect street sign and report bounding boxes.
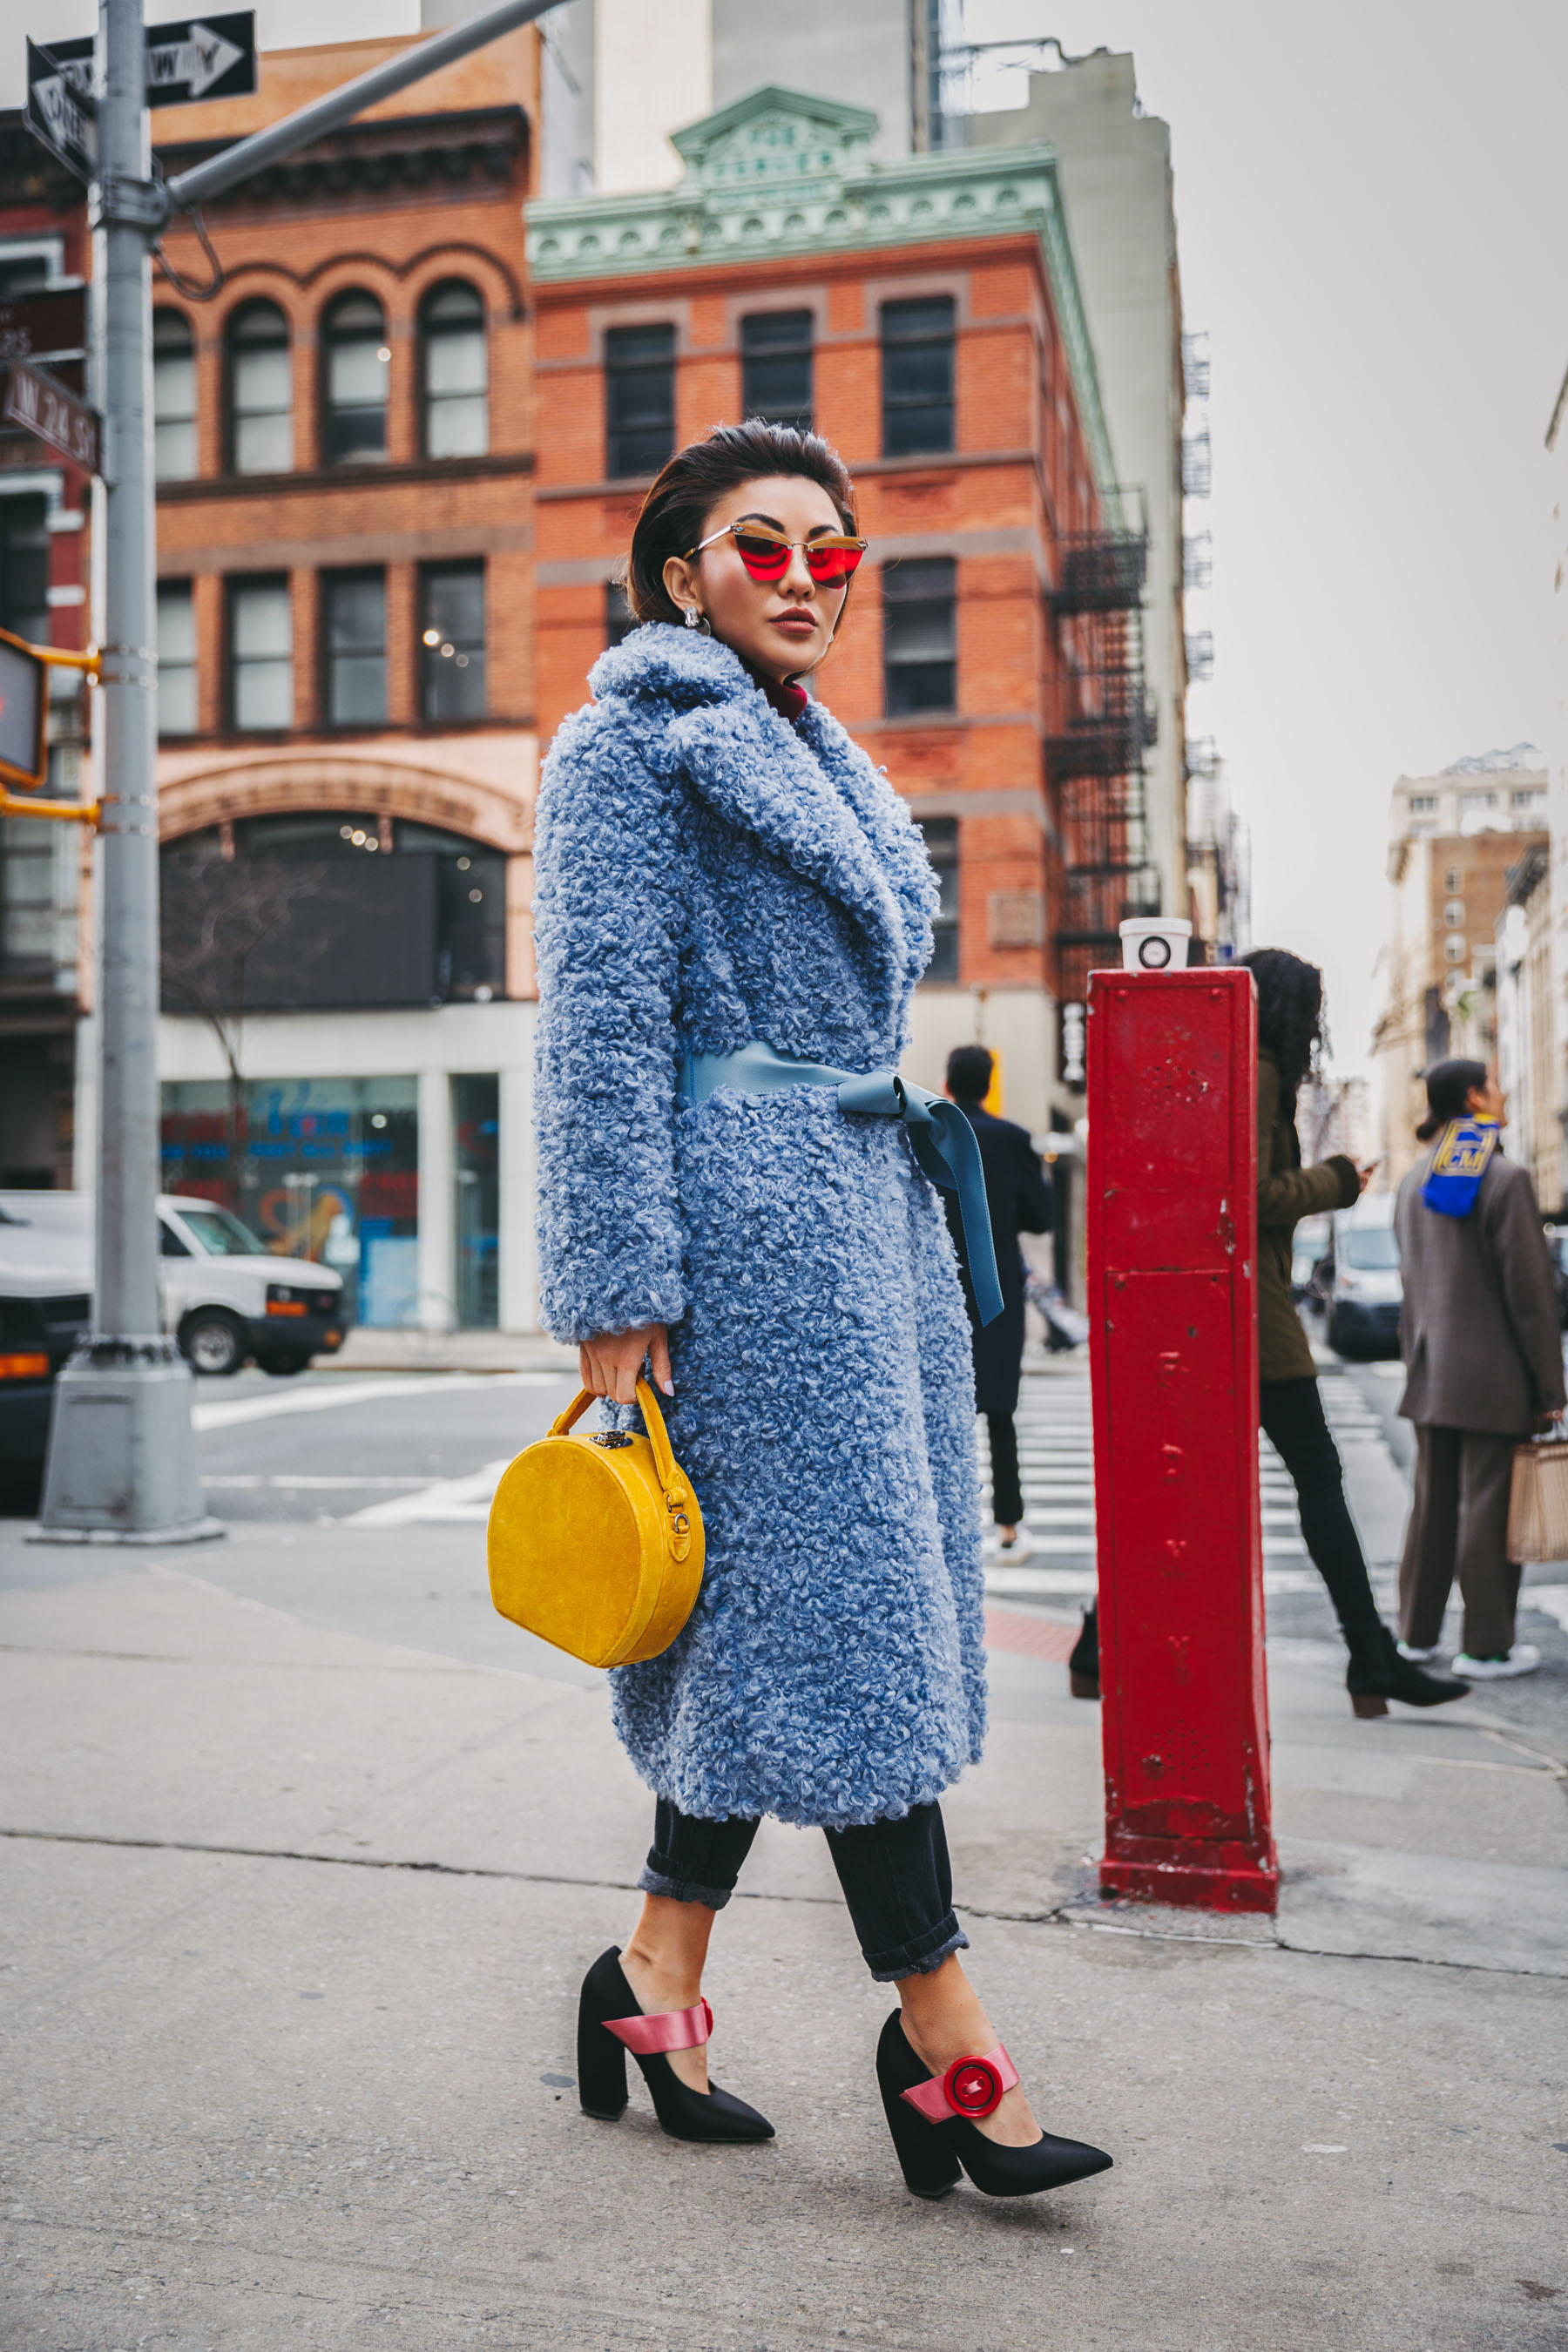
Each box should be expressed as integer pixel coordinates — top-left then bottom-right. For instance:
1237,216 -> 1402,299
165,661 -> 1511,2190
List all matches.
24,39 -> 98,185
0,288 -> 88,368
3,361 -> 104,478
0,627 -> 48,793
145,14 -> 257,104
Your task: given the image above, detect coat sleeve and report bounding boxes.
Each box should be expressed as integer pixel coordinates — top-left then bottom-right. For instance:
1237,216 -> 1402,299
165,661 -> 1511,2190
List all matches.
1483,1166 -> 1567,1415
531,707 -> 687,1345
1255,1057 -> 1361,1228
1012,1132 -> 1055,1236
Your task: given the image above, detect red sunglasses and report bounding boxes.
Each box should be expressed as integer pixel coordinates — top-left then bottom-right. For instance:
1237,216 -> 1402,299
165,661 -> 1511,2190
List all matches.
688,519 -> 868,587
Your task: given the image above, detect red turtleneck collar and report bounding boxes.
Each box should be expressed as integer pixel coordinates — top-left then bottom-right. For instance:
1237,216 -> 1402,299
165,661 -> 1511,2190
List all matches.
742,660 -> 809,723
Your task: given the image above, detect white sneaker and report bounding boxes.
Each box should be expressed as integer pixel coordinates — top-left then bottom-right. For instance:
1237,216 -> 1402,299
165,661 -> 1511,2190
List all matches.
996,1530 -> 1036,1565
1396,1639 -> 1440,1664
1450,1644 -> 1542,1680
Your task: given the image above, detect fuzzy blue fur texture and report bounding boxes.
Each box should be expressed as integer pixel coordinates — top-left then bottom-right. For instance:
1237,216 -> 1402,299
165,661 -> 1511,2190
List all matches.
533,624 -> 985,1828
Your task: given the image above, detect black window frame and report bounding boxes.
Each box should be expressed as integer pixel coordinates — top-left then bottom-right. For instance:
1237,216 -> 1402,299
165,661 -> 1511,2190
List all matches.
156,578 -> 198,739
882,556 -> 956,716
923,818 -> 959,984
740,308 -> 814,431
226,572 -> 294,733
605,322 -> 676,480
419,559 -> 487,722
419,278 -> 489,460
321,288 -> 390,468
225,298 -> 292,477
880,294 -> 956,458
322,567 -> 389,729
0,490 -> 51,644
152,308 -> 197,482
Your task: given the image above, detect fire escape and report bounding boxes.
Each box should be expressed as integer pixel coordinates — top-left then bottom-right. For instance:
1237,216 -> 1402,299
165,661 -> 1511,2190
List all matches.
1047,513 -> 1158,1006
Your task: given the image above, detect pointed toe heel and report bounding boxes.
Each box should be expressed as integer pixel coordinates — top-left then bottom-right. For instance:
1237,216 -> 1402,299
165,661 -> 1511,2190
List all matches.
1347,1625 -> 1470,1715
577,1946 -> 774,2146
875,2010 -> 1112,2201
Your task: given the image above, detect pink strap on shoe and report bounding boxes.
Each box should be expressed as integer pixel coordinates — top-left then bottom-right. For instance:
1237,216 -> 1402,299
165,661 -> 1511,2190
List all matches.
603,1997 -> 713,2056
901,2044 -> 1018,2124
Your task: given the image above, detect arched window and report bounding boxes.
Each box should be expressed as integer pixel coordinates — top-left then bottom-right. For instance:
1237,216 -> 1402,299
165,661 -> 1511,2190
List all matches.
420,280 -> 488,458
322,291 -> 389,464
226,300 -> 292,475
152,309 -> 196,479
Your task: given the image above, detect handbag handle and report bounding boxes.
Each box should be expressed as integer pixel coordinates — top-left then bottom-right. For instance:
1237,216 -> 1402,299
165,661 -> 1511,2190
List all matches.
549,1378 -> 689,1505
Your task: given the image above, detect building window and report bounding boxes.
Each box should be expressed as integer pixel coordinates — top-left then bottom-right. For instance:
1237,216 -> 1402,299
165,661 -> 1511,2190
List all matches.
1460,790 -> 1497,811
741,309 -> 813,430
1444,936 -> 1466,963
152,310 -> 197,480
605,578 -> 635,650
226,300 -> 292,475
322,290 -> 389,465
157,581 -> 197,736
228,576 -> 293,730
605,322 -> 675,479
1444,868 -> 1462,891
323,570 -> 387,727
923,819 -> 958,983
1512,787 -> 1544,808
420,561 -> 485,720
420,280 -> 488,458
883,558 -> 956,714
1409,793 -> 1436,812
881,295 -> 955,458
0,494 -> 50,643
1443,899 -> 1465,927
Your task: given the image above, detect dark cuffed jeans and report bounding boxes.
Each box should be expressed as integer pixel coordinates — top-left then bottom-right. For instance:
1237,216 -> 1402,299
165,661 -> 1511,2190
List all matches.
639,1797 -> 970,1984
1259,1375 -> 1383,1653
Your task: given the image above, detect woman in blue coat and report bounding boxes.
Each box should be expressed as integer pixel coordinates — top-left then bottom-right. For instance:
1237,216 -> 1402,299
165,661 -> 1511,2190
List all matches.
534,421 -> 1110,2200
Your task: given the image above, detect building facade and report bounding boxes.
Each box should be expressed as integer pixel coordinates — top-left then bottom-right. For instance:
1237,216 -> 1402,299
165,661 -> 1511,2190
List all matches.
528,84 -> 1139,1152
1372,749 -> 1549,1188
0,126 -> 94,1190
134,30 -> 541,1332
1494,844 -> 1559,1213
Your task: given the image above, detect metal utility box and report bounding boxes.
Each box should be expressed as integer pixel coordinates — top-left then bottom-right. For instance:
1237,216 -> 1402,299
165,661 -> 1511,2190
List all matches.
1085,965 -> 1276,1911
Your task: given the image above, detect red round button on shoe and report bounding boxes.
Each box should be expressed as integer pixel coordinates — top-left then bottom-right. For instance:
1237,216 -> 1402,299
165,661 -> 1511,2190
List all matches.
943,2054 -> 1004,2119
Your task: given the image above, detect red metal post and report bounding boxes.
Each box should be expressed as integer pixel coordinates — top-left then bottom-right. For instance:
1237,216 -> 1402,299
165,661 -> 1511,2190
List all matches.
1085,965 -> 1276,1912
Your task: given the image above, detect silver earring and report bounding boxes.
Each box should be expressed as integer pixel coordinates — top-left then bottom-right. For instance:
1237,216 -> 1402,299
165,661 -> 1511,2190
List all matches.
684,605 -> 702,631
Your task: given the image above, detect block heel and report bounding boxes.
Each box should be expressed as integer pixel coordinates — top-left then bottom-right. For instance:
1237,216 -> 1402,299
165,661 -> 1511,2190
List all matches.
577,1961 -> 630,2119
877,2024 -> 961,2198
875,2010 -> 1112,2201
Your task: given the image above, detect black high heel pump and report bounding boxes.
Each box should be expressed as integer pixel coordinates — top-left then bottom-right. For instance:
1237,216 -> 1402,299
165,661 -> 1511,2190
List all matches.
576,1946 -> 774,2145
875,2010 -> 1112,2200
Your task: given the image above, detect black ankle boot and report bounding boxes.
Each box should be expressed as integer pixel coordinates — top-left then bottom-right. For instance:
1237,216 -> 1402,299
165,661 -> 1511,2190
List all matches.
875,2011 -> 1112,2200
1069,1605 -> 1099,1700
1345,1623 -> 1469,1716
576,1946 -> 774,2144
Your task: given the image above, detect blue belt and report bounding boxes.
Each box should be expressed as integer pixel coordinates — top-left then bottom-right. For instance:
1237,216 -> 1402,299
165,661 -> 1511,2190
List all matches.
677,1040 -> 1004,1326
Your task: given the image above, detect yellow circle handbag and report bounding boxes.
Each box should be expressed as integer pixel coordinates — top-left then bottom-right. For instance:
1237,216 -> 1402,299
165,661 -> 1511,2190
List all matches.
487,1378 -> 704,1668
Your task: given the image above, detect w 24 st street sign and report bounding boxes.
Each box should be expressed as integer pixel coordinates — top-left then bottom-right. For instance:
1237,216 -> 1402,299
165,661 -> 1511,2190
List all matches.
3,360 -> 103,478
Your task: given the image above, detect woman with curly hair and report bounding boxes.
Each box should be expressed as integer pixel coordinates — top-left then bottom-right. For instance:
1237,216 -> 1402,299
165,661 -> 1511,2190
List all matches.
532,419 -> 1111,2200
1241,949 -> 1468,1713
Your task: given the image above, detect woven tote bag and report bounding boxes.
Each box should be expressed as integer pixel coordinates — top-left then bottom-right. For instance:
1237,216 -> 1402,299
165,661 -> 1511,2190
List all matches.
1505,1436 -> 1568,1564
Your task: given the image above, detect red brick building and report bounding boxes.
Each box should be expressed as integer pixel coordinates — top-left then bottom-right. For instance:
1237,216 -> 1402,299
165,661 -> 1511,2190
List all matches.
529,87 -> 1152,1144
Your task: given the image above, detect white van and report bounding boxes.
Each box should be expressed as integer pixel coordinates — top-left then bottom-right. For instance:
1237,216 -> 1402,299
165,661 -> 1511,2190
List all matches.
1324,1192 -> 1402,1359
0,1191 -> 346,1380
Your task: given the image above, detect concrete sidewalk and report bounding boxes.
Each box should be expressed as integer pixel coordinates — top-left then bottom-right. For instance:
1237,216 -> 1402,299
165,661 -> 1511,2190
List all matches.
1,1527 -> 1565,2352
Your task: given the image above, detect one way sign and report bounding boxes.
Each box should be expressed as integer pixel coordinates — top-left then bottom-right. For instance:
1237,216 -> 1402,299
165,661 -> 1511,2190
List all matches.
144,14 -> 257,105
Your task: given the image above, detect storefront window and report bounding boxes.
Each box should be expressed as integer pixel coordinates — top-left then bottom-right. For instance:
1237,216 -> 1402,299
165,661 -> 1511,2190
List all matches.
453,1072 -> 499,1329
160,1075 -> 418,1328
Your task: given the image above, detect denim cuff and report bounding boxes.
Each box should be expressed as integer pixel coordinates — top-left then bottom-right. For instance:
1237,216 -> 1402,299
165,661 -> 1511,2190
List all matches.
637,1863 -> 734,1910
862,1915 -> 970,1984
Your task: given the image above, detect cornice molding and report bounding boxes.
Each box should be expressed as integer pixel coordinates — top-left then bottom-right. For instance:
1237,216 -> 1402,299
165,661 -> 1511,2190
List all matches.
524,84 -> 1118,506
157,754 -> 534,854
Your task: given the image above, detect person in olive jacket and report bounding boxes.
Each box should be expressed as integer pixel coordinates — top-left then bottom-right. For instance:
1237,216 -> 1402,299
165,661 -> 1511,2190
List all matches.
1395,1057 -> 1565,1679
1241,950 -> 1467,1713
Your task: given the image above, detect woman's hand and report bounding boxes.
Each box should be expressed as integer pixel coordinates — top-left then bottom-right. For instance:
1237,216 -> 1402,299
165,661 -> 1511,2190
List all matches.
579,1322 -> 672,1405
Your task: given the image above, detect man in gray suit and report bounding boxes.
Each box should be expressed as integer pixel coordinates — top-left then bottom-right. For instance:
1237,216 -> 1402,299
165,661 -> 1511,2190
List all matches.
1395,1058 -> 1565,1678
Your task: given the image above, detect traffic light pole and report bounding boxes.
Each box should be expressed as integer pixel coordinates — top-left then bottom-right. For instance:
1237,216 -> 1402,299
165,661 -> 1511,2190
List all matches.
37,0 -> 564,1540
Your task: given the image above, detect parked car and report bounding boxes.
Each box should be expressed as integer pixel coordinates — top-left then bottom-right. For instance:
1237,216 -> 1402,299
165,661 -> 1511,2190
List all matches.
0,1206 -> 91,1504
1544,1226 -> 1568,1328
1324,1193 -> 1402,1358
1291,1213 -> 1332,1301
0,1190 -> 346,1389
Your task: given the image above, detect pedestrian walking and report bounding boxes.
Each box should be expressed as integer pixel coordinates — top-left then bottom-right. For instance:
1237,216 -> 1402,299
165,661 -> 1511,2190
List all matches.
941,1044 -> 1055,1563
533,420 -> 1110,2200
1243,950 -> 1469,1715
1395,1058 -> 1565,1678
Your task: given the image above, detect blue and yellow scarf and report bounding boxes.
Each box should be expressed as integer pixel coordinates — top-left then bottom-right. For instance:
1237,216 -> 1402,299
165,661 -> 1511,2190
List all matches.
1421,1119 -> 1500,1219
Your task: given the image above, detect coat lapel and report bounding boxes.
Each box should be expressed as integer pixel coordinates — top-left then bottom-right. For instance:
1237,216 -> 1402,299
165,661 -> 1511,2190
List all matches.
596,625 -> 926,1023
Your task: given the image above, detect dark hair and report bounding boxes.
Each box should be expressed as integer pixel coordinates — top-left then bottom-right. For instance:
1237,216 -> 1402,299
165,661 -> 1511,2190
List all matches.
1416,1058 -> 1487,1142
625,420 -> 859,626
947,1044 -> 993,1104
1240,948 -> 1328,1097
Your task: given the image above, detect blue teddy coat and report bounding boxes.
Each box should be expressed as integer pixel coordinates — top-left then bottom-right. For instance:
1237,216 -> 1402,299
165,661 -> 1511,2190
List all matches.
532,624 -> 986,1828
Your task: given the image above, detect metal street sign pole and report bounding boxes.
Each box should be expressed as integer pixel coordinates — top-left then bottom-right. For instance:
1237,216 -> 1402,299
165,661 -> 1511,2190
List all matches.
35,0 -> 566,1541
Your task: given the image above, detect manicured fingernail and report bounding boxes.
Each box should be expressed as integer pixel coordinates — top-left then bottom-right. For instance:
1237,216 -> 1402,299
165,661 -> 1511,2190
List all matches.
660,1379 -> 674,1396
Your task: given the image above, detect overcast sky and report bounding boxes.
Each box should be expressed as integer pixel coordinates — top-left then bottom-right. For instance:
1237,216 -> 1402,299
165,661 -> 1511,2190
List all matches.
10,1 -> 1563,1074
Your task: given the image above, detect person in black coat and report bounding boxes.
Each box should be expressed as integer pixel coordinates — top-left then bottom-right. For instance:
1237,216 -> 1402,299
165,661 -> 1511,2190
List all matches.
942,1045 -> 1055,1556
